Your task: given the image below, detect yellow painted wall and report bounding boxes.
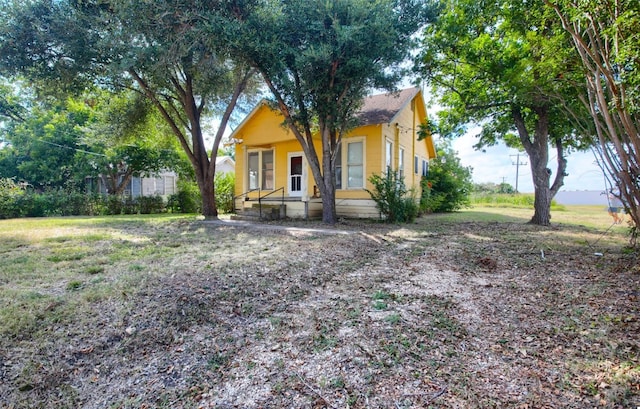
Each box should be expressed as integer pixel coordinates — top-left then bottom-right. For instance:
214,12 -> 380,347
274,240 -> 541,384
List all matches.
234,103 -> 293,145
232,92 -> 436,202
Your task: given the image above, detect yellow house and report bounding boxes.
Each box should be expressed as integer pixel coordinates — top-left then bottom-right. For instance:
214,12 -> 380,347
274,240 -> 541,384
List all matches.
231,87 -> 436,219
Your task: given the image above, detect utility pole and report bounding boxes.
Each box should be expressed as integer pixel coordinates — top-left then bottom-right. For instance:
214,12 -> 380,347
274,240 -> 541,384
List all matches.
510,153 -> 528,193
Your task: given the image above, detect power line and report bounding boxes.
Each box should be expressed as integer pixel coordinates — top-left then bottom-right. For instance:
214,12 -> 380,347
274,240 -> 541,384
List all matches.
32,138 -> 107,157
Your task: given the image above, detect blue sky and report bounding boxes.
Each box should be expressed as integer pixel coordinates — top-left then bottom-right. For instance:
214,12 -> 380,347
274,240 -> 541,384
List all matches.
446,129 -> 608,193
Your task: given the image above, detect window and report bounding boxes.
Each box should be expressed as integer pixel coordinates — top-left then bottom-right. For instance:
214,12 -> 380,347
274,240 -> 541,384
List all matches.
385,139 -> 393,171
398,147 -> 405,178
165,176 -> 175,195
414,155 -> 419,174
335,138 -> 365,189
422,159 -> 429,177
155,177 -> 164,195
248,152 -> 259,189
262,150 -> 274,189
248,149 -> 274,190
347,140 -> 363,188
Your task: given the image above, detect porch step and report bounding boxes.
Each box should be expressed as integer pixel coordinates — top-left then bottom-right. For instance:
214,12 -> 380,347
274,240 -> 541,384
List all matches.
230,214 -> 262,222
234,203 -> 287,221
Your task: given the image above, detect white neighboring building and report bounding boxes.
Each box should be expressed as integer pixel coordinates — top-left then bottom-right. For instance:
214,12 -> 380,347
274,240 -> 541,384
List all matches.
87,170 -> 178,199
135,171 -> 177,198
216,156 -> 235,175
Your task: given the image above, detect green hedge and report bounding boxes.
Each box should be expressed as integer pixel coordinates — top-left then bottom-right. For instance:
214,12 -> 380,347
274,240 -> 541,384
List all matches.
0,179 -> 179,218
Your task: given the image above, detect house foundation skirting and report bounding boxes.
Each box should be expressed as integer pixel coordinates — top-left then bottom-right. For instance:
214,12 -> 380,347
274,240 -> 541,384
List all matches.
235,198 -> 381,220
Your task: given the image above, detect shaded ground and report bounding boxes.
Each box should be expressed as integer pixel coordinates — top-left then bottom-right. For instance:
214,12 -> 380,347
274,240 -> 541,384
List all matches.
0,212 -> 638,408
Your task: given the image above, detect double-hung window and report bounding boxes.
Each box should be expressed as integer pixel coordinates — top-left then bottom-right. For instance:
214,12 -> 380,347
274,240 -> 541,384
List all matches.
347,140 -> 364,188
335,138 -> 365,189
398,147 -> 405,178
421,159 -> 429,177
248,149 -> 274,190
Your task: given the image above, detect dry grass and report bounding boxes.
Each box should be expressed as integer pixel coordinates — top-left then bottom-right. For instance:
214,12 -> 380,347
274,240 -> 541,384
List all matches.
0,207 -> 638,408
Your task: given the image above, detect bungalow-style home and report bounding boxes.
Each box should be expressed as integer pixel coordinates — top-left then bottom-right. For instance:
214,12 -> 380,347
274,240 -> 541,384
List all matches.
231,87 -> 436,219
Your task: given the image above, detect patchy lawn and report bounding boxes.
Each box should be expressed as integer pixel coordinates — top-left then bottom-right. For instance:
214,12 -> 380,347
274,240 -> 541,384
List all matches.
0,209 -> 638,408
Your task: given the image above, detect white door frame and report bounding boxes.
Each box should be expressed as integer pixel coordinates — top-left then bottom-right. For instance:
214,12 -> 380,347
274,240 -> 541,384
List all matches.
287,152 -> 306,197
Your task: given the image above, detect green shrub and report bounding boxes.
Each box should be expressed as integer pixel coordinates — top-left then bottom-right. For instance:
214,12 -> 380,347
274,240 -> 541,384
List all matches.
366,170 -> 418,223
139,195 -> 165,214
421,144 -> 473,213
215,172 -> 235,214
122,197 -> 139,214
168,181 -> 201,214
106,195 -> 124,215
0,178 -> 25,219
19,193 -> 49,217
0,180 -> 170,218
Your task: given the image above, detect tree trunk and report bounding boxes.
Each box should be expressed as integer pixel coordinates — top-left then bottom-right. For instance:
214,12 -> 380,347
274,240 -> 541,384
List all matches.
512,105 -> 566,226
113,171 -> 134,196
197,171 -> 217,218
260,74 -> 340,224
129,67 -> 252,220
529,164 -> 552,225
319,126 -> 338,224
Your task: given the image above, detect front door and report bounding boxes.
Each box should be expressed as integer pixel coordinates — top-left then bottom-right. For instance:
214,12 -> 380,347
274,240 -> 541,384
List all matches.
288,153 -> 305,197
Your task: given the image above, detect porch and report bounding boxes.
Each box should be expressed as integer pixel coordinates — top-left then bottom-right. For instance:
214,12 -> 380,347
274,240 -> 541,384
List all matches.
232,190 -> 380,221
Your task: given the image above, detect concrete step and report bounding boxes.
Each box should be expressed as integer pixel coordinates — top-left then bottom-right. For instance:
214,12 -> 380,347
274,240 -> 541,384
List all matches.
230,214 -> 262,222
235,204 -> 287,221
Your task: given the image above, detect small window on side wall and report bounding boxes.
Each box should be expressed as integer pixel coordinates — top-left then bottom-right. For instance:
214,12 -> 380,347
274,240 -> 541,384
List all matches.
422,159 -> 429,177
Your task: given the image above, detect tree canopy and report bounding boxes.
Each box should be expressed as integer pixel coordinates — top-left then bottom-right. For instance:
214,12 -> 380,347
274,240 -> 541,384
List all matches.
0,85 -> 180,193
0,0 -> 259,216
545,0 -> 640,242
228,0 -> 434,223
417,0 -> 591,225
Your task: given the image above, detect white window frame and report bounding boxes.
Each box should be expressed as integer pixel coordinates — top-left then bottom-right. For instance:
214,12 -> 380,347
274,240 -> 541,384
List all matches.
414,155 -> 419,174
385,138 -> 393,172
247,148 -> 275,191
421,158 -> 429,177
336,137 -> 366,190
398,146 -> 405,179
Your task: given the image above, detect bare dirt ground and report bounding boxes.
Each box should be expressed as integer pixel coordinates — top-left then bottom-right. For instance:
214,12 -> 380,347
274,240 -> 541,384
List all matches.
1,213 -> 639,408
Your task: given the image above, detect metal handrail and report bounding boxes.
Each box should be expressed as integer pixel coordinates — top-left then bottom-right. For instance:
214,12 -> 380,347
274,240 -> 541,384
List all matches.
232,188 -> 260,214
233,187 -> 285,219
258,187 -> 284,219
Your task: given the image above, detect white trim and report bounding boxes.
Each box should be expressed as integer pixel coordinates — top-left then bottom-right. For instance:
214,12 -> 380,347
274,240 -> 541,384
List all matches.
344,136 -> 366,190
398,145 -> 405,179
246,147 -> 276,191
287,152 -> 306,197
385,137 -> 394,172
